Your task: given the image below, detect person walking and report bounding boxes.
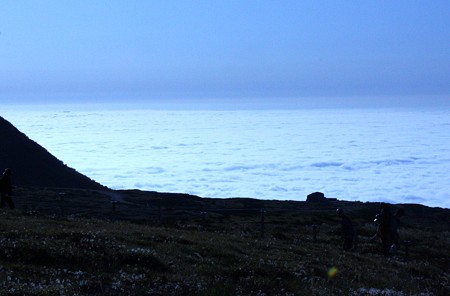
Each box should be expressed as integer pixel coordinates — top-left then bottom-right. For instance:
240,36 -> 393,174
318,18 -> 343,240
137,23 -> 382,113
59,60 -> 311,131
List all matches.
0,168 -> 15,209
372,203 -> 393,255
336,208 -> 355,251
390,208 -> 405,253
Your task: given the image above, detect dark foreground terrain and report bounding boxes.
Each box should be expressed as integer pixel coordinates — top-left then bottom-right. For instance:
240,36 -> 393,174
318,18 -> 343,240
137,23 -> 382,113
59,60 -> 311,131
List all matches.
0,186 -> 448,295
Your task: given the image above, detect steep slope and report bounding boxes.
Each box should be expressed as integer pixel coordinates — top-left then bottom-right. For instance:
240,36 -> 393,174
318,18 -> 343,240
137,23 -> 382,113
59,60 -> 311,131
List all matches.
0,116 -> 106,189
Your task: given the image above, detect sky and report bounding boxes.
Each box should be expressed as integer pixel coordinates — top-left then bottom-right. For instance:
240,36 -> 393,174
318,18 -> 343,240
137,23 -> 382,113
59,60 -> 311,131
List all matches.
1,1 -> 449,108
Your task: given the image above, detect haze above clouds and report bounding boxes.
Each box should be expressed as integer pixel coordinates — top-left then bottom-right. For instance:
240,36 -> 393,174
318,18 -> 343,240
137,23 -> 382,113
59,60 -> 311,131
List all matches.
1,1 -> 449,108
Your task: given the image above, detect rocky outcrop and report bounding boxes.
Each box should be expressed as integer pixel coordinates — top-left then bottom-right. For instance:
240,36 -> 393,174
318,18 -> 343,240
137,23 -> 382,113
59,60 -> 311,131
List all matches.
306,192 -> 338,203
0,116 -> 105,189
306,192 -> 326,202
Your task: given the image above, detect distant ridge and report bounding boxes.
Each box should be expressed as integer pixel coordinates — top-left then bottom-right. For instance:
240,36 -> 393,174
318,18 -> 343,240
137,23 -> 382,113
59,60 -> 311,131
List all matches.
0,116 -> 106,190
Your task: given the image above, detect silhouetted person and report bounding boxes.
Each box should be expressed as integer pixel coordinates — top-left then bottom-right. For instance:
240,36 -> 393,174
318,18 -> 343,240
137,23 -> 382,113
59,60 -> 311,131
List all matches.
372,203 -> 393,255
390,208 -> 405,253
336,208 -> 355,251
0,168 -> 15,209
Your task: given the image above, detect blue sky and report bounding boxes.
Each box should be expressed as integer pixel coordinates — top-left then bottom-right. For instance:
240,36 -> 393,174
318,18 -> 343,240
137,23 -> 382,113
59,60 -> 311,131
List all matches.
1,1 -> 449,108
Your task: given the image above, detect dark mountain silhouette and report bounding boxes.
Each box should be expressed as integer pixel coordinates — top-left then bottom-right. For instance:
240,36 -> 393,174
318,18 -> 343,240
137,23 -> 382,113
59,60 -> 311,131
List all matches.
0,116 -> 106,190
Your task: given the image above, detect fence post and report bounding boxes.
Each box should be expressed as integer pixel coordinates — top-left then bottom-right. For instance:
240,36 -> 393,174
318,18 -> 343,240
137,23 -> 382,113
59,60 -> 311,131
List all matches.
404,240 -> 411,258
260,209 -> 266,239
59,192 -> 66,216
111,200 -> 117,213
201,211 -> 207,228
312,224 -> 318,241
157,198 -> 162,225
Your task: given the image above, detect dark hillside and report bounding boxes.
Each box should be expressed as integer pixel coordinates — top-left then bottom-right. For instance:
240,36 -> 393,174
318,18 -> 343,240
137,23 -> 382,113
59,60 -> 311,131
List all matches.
0,116 -> 105,190
3,187 -> 450,295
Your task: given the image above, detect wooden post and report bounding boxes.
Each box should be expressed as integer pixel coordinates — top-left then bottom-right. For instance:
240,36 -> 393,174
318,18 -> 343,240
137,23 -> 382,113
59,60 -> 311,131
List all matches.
260,209 -> 266,239
201,211 -> 207,228
404,240 -> 411,258
157,198 -> 162,225
312,224 -> 318,241
111,200 -> 117,213
59,192 -> 66,216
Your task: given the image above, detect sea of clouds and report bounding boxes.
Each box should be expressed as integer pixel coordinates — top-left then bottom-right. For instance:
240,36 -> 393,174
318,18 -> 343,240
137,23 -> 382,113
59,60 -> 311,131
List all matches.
3,105 -> 450,208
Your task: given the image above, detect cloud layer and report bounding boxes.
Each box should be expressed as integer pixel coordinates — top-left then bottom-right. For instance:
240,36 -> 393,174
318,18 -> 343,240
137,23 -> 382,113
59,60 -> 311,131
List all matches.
4,106 -> 450,208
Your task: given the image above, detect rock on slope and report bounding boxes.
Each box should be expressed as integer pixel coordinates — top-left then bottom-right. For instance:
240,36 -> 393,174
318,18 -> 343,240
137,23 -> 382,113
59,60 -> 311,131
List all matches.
0,116 -> 105,190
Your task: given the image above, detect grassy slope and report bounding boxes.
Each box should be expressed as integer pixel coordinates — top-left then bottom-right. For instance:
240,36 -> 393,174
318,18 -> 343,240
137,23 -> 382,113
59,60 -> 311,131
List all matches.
0,187 -> 448,295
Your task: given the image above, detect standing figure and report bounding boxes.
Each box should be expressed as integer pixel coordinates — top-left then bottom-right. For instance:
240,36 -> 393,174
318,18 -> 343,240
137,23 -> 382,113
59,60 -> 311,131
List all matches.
390,208 -> 405,252
373,203 -> 393,255
336,208 -> 355,251
0,168 -> 15,209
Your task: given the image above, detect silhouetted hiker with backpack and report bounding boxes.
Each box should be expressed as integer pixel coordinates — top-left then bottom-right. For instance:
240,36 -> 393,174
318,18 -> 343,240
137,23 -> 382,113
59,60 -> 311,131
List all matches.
372,203 -> 393,255
0,168 -> 15,209
336,208 -> 355,251
390,208 -> 405,253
